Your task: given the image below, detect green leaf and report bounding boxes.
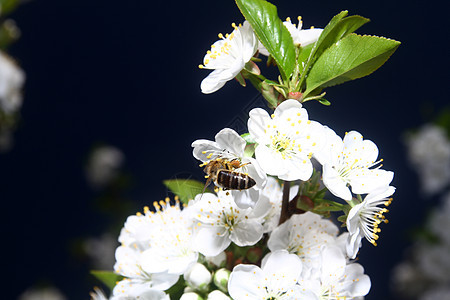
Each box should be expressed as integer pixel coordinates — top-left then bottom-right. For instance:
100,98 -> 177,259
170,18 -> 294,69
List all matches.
241,133 -> 255,144
260,80 -> 280,108
163,179 -> 207,204
297,43 -> 314,75
165,277 -> 185,299
0,0 -> 20,16
305,34 -> 400,95
299,11 -> 369,89
235,0 -> 296,80
90,270 -> 123,291
313,13 -> 370,61
244,143 -> 256,158
235,72 -> 246,87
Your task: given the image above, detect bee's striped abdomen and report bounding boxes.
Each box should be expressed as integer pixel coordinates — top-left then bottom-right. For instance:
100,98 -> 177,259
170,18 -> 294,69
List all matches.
216,170 -> 256,190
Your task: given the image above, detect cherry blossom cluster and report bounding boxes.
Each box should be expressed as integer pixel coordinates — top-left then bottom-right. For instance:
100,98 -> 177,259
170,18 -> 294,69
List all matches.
92,101 -> 395,299
89,5 -> 398,299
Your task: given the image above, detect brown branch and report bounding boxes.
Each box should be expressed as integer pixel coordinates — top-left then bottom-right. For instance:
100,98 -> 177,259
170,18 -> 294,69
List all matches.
278,181 -> 290,225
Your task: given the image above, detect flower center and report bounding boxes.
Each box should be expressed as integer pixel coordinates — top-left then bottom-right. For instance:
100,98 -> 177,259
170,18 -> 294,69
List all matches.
198,23 -> 241,69
220,206 -> 240,231
269,131 -> 299,159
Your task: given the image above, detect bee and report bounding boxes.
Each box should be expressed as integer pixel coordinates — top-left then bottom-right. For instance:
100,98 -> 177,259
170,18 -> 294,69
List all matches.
201,157 -> 256,191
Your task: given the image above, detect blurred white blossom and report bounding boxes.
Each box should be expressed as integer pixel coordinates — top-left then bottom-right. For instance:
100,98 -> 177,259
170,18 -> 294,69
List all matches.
404,124 -> 450,196
85,145 -> 124,189
0,50 -> 25,115
18,286 -> 67,300
84,233 -> 118,270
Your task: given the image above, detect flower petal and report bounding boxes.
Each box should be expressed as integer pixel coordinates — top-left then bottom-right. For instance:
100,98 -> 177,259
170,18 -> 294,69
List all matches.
322,164 -> 352,201
215,128 -> 246,157
248,108 -> 271,142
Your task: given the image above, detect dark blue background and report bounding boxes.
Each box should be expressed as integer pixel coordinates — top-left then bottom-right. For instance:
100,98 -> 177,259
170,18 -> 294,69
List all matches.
2,0 -> 448,299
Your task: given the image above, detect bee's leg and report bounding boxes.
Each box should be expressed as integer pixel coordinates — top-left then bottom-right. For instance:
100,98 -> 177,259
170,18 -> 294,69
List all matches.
239,162 -> 251,168
202,175 -> 213,194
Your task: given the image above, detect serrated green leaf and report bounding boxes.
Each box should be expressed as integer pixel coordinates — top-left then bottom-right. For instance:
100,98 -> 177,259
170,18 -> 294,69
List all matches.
163,179 -> 207,204
299,11 -> 369,89
314,13 -> 370,60
235,0 -> 296,80
305,34 -> 400,95
90,270 -> 123,291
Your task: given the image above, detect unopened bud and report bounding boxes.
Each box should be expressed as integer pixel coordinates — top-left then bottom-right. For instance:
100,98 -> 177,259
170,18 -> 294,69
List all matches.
180,292 -> 204,300
184,263 -> 212,290
207,290 -> 231,300
287,92 -> 303,101
213,268 -> 231,293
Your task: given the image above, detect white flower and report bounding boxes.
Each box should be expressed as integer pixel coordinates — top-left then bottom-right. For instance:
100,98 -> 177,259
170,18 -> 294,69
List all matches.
404,124 -> 450,196
228,250 -> 303,299
298,246 -> 371,299
138,200 -> 199,276
192,127 -> 267,191
191,191 -> 269,257
113,198 -> 198,297
248,99 -> 326,181
184,263 -> 212,289
0,50 -> 25,114
284,16 -> 323,47
268,212 -> 339,278
346,186 -> 395,259
315,128 -> 394,201
260,176 -> 283,232
111,281 -> 170,300
258,17 -> 322,56
199,21 -> 258,94
114,246 -> 179,292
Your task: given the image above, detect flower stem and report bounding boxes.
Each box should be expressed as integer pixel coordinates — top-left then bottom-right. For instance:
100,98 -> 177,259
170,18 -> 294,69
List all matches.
278,180 -> 291,225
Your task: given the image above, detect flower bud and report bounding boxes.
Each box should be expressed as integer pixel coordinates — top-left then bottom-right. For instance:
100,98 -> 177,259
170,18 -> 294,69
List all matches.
287,92 -> 303,101
180,292 -> 204,300
184,263 -> 212,290
213,268 -> 231,293
205,251 -> 227,268
207,290 -> 231,300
